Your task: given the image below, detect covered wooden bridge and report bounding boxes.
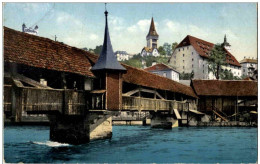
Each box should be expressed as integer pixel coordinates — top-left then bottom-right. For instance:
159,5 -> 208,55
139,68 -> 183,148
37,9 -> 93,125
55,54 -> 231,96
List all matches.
3,10 -> 198,144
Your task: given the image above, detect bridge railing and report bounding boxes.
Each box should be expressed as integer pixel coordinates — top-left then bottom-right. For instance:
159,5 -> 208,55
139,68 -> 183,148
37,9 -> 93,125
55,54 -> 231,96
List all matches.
122,96 -> 189,111
4,85 -> 87,117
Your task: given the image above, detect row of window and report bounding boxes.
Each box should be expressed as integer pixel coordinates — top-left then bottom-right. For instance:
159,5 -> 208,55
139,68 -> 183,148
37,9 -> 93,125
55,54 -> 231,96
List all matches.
178,46 -> 189,52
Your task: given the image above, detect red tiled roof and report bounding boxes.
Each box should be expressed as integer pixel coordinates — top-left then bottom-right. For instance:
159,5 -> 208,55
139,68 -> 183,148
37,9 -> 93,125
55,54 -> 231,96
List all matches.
144,63 -> 178,73
191,79 -> 257,97
4,27 -> 197,98
123,64 -> 197,98
240,58 -> 257,64
176,35 -> 241,67
4,26 -> 98,77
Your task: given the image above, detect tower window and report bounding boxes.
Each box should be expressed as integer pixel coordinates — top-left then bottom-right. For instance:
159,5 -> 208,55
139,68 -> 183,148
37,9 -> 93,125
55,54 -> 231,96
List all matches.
192,58 -> 194,61
183,54 -> 185,57
183,60 -> 184,63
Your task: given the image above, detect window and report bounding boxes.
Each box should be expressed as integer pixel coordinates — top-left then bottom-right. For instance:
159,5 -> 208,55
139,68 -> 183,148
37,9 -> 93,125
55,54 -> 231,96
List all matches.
163,72 -> 167,77
203,70 -> 204,73
192,52 -> 193,55
183,66 -> 185,69
183,60 -> 185,63
179,49 -> 180,52
192,64 -> 193,68
192,58 -> 194,61
187,47 -> 189,50
183,54 -> 185,57
243,69 -> 245,72
203,64 -> 204,68
183,48 -> 184,51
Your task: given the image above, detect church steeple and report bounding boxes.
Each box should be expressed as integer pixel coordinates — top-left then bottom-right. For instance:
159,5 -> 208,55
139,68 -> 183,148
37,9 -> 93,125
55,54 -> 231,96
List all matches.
221,34 -> 231,52
146,17 -> 159,49
91,6 -> 126,72
147,17 -> 159,37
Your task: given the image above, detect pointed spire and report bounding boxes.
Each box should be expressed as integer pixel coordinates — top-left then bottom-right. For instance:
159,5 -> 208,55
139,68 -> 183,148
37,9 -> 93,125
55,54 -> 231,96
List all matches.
224,34 -> 227,43
147,17 -> 159,37
91,5 -> 126,72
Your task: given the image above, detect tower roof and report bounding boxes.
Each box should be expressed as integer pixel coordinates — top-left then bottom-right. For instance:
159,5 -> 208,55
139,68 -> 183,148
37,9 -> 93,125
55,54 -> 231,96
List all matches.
146,17 -> 159,37
91,9 -> 126,72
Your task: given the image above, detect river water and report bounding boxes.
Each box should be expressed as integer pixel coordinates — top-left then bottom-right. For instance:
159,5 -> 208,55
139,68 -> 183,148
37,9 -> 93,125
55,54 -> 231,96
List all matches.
4,125 -> 257,163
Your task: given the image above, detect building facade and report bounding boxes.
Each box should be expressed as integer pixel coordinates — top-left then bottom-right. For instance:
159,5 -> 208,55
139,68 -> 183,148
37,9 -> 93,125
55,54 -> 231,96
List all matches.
240,57 -> 258,77
168,35 -> 241,79
144,63 -> 180,82
115,51 -> 129,61
141,17 -> 160,57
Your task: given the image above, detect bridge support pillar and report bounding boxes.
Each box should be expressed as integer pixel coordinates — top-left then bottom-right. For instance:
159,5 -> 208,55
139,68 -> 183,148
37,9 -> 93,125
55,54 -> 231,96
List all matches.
48,113 -> 112,144
150,113 -> 178,129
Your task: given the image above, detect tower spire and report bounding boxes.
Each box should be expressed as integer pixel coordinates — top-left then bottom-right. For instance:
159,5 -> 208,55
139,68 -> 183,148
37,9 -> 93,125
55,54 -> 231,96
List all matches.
91,4 -> 126,72
147,17 -> 159,37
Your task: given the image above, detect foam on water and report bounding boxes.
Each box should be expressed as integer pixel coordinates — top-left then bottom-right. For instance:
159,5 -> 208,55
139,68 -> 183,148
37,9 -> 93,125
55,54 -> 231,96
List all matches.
31,141 -> 70,147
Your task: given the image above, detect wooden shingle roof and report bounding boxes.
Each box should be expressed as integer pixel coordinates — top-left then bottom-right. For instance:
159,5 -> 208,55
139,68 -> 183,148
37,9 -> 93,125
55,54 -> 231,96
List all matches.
4,26 -> 97,77
123,64 -> 197,98
176,35 -> 241,67
191,79 -> 257,97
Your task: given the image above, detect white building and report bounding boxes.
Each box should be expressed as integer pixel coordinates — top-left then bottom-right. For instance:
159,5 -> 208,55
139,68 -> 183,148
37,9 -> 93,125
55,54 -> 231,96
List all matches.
115,51 -> 129,61
168,35 -> 241,79
240,57 -> 258,77
144,63 -> 180,82
141,17 -> 160,57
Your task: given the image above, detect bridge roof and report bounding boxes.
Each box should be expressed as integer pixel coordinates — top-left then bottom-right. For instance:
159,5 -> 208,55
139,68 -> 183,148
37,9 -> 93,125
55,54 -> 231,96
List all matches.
4,27 -> 197,98
191,79 -> 257,97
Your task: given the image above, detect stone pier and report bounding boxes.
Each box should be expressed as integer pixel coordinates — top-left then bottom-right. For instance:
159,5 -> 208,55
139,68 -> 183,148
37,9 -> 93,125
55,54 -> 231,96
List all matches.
150,113 -> 179,129
48,113 -> 112,144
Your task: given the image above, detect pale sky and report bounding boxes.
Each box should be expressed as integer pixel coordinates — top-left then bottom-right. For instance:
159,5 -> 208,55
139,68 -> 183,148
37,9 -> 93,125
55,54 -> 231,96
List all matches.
3,3 -> 257,61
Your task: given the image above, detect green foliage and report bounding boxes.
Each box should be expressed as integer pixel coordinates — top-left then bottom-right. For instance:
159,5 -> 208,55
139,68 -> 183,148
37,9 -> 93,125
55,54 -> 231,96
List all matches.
163,43 -> 172,56
180,72 -> 193,80
158,46 -> 166,56
121,54 -> 142,68
208,44 -> 227,79
121,54 -> 170,68
82,45 -> 103,55
220,69 -> 242,80
172,42 -> 178,52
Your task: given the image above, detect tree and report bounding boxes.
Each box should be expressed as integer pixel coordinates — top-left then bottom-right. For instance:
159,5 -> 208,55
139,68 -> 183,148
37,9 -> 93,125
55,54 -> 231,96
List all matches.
163,43 -> 172,56
93,45 -> 103,55
158,46 -> 166,56
208,44 -> 227,79
171,42 -> 178,52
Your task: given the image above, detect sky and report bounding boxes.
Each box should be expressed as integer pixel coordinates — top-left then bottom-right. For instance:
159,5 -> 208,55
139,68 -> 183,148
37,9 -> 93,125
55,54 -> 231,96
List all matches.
3,3 -> 257,61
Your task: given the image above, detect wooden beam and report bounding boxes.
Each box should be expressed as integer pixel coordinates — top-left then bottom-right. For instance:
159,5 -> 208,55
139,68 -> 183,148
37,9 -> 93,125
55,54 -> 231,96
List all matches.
123,88 -> 139,96
12,73 -> 52,89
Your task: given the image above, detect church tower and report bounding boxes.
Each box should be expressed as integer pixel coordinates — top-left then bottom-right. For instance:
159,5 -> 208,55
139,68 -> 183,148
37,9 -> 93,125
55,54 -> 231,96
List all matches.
146,17 -> 159,49
222,34 -> 231,52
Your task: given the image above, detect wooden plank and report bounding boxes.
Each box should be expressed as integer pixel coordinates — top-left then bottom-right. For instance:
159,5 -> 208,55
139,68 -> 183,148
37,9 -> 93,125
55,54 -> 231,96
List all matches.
213,110 -> 229,122
13,73 -> 52,89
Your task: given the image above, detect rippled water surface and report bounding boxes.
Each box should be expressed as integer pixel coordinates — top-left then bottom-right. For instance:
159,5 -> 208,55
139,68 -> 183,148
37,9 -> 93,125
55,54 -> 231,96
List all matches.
4,125 -> 257,163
